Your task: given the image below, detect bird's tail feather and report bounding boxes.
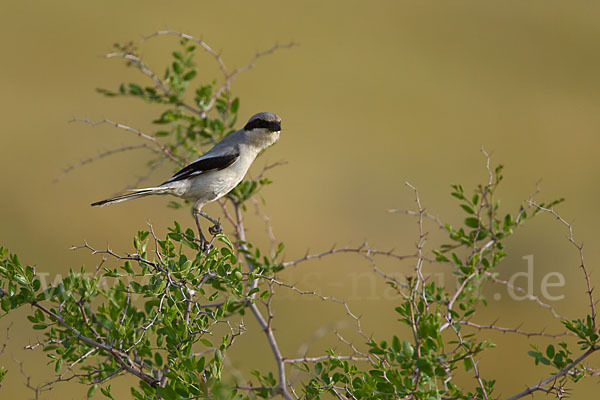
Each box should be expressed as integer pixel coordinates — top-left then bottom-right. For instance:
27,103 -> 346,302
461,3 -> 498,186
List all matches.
91,187 -> 165,207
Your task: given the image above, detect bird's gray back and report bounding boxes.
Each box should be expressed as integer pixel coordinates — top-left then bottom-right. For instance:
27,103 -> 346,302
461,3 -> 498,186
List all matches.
200,129 -> 245,159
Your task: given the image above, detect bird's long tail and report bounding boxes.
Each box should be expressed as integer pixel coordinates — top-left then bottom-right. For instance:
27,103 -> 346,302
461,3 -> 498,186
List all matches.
91,187 -> 167,207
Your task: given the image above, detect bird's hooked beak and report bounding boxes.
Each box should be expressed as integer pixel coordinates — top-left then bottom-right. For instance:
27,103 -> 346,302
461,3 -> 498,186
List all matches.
273,121 -> 282,132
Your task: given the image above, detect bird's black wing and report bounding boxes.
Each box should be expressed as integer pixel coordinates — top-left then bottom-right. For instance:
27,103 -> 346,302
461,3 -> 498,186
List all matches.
163,152 -> 240,184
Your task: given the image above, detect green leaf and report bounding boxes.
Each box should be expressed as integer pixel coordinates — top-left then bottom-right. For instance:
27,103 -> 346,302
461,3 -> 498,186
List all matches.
546,345 -> 555,359
55,358 -> 63,372
128,83 -> 143,96
122,261 -> 133,274
230,98 -> 240,114
157,386 -> 179,400
416,357 -> 434,376
172,61 -> 183,74
1,298 -> 11,312
14,274 -> 28,285
87,384 -> 98,398
528,351 -> 551,365
451,253 -> 463,266
464,357 -> 474,371
183,70 -> 197,81
465,217 -> 480,228
460,204 -> 475,215
101,385 -> 115,400
315,362 -> 322,375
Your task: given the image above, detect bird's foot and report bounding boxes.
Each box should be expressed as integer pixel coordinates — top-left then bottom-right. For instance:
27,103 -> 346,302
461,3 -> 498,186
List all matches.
208,220 -> 222,236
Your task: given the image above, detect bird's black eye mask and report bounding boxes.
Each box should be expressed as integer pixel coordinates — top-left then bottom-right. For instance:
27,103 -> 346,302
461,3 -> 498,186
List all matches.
244,119 -> 281,132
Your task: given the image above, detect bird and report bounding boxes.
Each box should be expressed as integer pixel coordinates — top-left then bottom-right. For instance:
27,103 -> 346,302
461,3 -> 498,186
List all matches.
91,112 -> 282,248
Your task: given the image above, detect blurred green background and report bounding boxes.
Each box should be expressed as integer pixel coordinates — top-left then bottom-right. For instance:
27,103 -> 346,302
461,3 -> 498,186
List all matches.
2,0 -> 600,398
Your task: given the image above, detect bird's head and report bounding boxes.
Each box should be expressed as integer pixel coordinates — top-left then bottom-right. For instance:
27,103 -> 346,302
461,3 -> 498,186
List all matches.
243,112 -> 282,133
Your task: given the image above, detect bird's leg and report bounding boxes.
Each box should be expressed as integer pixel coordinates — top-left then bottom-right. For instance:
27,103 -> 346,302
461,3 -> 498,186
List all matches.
197,210 -> 222,236
192,201 -> 222,251
193,211 -> 211,251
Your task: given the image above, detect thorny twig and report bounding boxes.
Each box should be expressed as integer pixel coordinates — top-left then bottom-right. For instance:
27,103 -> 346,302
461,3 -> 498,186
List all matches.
140,30 -> 296,115
54,144 -> 158,182
486,273 -> 567,320
506,346 -> 598,400
69,118 -> 183,166
528,201 -> 596,332
459,320 -> 571,338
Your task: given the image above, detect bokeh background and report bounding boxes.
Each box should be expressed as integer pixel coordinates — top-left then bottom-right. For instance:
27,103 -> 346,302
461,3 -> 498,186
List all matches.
2,0 -> 600,398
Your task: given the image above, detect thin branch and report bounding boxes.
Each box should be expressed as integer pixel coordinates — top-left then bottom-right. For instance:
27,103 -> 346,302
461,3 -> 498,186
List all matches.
140,30 -> 296,113
234,203 -> 293,400
283,355 -> 369,364
141,30 -> 228,76
256,273 -> 366,341
54,144 -> 157,182
447,322 -> 489,400
528,201 -> 596,332
458,320 -> 571,338
104,51 -> 204,117
251,198 -> 277,257
14,358 -> 42,399
30,300 -> 157,386
405,182 -> 428,303
124,156 -> 167,191
282,244 -> 421,268
225,41 -> 297,88
105,52 -> 172,96
389,208 -> 449,232
505,346 -> 598,400
486,272 -> 566,320
70,118 -> 183,166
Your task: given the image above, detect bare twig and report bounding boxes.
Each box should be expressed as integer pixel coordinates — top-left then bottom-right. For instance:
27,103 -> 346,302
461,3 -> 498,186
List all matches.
405,182 -> 428,302
70,118 -> 183,166
282,244 -> 421,268
256,273 -> 367,342
141,30 -> 228,76
283,355 -> 369,364
486,272 -> 566,320
251,198 -> 277,256
528,201 -> 596,332
105,52 -> 172,96
458,320 -> 571,338
14,358 -> 42,399
54,144 -> 157,182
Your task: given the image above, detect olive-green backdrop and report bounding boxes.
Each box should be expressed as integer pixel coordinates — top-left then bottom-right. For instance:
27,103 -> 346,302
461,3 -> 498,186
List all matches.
1,0 -> 600,398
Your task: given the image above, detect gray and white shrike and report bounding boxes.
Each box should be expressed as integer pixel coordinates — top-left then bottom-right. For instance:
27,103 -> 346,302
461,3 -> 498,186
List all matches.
92,112 -> 282,247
